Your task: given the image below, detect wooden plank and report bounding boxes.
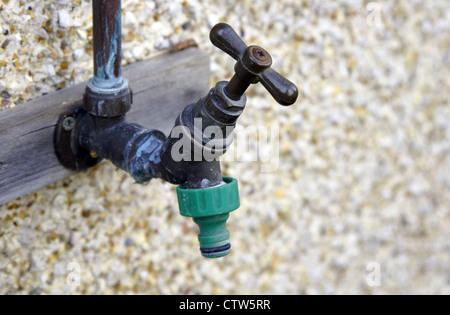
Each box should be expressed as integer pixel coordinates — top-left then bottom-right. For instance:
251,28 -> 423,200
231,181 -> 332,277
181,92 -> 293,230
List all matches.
0,48 -> 210,205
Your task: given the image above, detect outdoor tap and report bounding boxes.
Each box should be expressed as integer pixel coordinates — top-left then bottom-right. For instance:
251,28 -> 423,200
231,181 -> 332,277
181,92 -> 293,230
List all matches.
168,23 -> 299,257
54,6 -> 298,258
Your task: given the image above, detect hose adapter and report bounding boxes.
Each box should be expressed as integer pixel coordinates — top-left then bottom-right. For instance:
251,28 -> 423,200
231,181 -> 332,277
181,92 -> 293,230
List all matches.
177,177 -> 240,258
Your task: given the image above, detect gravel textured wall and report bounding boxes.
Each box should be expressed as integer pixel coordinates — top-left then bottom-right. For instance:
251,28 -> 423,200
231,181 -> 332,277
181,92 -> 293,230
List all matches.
1,0 -> 449,294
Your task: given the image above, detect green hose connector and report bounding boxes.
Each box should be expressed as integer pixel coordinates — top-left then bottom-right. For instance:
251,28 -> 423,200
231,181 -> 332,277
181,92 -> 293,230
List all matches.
177,177 -> 240,258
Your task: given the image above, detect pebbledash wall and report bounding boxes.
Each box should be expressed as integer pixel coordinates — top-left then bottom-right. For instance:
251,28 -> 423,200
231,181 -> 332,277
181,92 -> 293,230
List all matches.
0,0 -> 449,294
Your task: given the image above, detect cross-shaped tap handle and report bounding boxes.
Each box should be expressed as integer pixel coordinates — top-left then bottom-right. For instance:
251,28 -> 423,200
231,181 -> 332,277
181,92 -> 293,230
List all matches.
210,23 -> 298,106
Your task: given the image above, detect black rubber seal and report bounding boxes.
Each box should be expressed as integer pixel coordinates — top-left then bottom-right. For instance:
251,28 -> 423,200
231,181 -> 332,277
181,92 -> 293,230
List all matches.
200,243 -> 231,254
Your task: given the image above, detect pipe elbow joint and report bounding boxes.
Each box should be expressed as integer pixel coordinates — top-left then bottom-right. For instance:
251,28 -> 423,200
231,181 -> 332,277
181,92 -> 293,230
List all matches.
126,131 -> 183,185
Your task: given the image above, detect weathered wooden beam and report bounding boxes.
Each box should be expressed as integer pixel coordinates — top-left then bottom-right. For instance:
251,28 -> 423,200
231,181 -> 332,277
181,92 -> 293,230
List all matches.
0,48 -> 210,205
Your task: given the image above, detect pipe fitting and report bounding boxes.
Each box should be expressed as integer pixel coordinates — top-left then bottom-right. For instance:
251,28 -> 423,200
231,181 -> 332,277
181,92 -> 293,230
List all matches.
84,79 -> 132,118
177,177 -> 240,258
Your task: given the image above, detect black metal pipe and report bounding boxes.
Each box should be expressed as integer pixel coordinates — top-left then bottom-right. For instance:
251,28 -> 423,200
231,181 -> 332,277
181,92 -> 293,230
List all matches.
92,0 -> 123,89
76,110 -> 223,188
85,0 -> 131,118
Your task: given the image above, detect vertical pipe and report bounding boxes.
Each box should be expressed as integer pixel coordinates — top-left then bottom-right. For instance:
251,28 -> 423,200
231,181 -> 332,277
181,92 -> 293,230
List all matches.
92,0 -> 123,89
